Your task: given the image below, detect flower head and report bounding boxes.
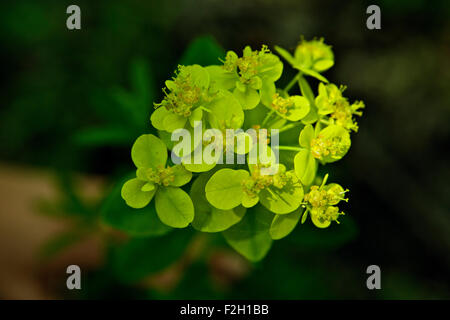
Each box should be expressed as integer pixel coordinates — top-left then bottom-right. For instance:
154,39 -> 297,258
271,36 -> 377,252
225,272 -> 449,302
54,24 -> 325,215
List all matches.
294,37 -> 334,73
151,65 -> 213,132
242,164 -> 288,199
155,65 -> 211,116
309,125 -> 351,163
316,83 -> 364,132
303,174 -> 348,228
208,45 -> 283,110
275,37 -> 334,82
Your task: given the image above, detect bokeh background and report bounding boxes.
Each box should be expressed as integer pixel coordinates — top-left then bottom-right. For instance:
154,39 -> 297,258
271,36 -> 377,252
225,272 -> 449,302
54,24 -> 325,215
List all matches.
0,0 -> 449,299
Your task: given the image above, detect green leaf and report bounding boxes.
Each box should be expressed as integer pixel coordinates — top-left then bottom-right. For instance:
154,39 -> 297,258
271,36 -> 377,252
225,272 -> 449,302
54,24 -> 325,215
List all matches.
121,178 -> 156,209
169,165 -> 192,187
297,67 -> 329,83
183,161 -> 216,173
299,124 -> 314,148
301,107 -> 319,125
259,171 -> 304,214
163,113 -> 188,132
315,83 -> 337,115
313,59 -> 334,72
242,193 -> 259,208
294,149 -> 317,186
270,210 -> 302,240
206,65 -> 237,90
155,186 -> 194,228
323,183 -> 346,205
301,209 -> 309,224
268,117 -> 287,129
208,90 -> 244,129
191,173 -> 245,232
274,45 -> 296,66
102,175 -> 172,237
223,205 -> 274,262
184,64 -> 210,88
298,75 -> 315,105
311,213 -> 331,228
233,87 -> 260,110
141,182 -> 155,192
258,54 -> 283,82
249,76 -> 262,90
111,229 -> 193,283
205,168 -> 249,210
189,108 -> 203,127
316,125 -> 351,163
131,134 -> 167,168
150,107 -> 171,131
259,80 -> 276,106
179,36 -> 226,67
285,96 -> 310,121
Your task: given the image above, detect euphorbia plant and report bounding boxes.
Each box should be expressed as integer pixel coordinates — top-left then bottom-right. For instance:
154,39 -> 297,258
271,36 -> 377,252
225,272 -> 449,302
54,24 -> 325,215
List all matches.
121,37 -> 365,261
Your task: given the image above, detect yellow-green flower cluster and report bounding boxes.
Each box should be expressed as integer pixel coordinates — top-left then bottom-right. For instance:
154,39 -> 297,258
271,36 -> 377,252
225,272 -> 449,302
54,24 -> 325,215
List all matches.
137,166 -> 175,187
294,37 -> 334,74
271,93 -> 296,115
275,37 -> 334,83
303,175 -> 348,228
207,45 -> 283,110
155,65 -> 212,117
310,126 -> 351,162
120,35 -> 366,263
242,164 -> 288,199
225,45 -> 271,84
316,83 -> 364,132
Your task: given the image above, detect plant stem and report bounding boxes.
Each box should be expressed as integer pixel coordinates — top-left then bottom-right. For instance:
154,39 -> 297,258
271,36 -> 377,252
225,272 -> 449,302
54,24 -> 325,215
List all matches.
273,145 -> 303,152
267,116 -> 284,129
262,109 -> 275,126
320,173 -> 329,188
283,73 -> 300,93
200,106 -> 212,113
278,122 -> 303,133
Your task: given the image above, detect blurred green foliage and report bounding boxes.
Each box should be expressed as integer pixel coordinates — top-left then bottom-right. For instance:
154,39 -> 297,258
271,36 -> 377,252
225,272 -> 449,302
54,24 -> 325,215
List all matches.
101,173 -> 173,237
110,229 -> 193,284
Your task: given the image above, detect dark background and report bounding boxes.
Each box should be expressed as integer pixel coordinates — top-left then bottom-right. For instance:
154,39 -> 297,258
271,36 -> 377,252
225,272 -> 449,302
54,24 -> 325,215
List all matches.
0,0 -> 449,299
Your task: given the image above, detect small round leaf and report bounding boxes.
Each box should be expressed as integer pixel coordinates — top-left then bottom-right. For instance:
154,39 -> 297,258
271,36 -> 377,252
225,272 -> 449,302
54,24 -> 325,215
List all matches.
131,134 -> 167,169
205,168 -> 249,210
155,187 -> 194,228
121,178 -> 156,209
